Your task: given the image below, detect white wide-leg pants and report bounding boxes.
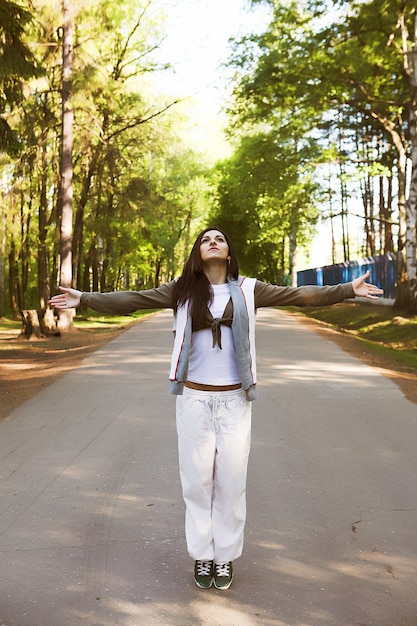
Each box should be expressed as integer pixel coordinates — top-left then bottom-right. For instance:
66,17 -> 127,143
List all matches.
176,387 -> 252,563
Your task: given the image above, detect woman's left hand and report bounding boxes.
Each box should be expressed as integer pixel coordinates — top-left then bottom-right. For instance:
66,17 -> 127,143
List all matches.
351,271 -> 384,300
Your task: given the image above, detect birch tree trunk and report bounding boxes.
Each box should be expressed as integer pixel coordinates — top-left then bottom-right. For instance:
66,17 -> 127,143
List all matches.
404,106 -> 417,311
396,9 -> 417,311
394,147 -> 410,309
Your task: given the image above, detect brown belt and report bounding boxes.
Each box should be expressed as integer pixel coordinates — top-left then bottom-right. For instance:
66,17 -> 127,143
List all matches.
185,381 -> 242,392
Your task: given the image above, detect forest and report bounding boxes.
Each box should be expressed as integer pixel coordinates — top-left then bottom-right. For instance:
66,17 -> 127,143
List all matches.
1,0 -> 417,326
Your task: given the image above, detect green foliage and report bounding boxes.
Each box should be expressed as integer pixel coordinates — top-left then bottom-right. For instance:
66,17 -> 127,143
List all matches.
0,0 -> 213,315
228,1 -> 327,132
211,132 -> 320,281
215,0 -> 417,302
213,1 -> 329,281
0,0 -> 43,153
2,0 -> 417,312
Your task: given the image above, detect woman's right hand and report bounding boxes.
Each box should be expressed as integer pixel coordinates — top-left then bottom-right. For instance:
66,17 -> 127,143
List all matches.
49,286 -> 82,309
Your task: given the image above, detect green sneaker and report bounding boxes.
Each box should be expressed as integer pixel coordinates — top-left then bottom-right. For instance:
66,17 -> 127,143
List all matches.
194,560 -> 213,589
214,561 -> 233,590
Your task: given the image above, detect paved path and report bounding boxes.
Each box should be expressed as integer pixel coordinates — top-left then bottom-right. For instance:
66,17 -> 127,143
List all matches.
0,309 -> 416,626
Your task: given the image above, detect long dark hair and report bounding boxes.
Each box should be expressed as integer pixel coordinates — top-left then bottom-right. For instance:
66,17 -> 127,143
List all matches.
173,227 -> 239,324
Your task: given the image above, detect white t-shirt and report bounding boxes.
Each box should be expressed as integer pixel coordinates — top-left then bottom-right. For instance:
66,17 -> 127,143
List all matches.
187,283 -> 240,385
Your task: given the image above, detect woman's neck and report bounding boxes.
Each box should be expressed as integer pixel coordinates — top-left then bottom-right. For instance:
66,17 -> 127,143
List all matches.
204,265 -> 228,285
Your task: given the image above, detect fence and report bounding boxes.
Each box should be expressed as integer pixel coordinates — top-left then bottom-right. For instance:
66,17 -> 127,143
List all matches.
297,252 -> 397,300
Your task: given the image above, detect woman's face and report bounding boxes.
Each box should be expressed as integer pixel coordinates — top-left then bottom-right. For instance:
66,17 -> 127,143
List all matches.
199,230 -> 230,265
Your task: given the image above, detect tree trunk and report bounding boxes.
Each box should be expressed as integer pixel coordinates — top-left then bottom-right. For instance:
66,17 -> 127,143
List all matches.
20,194 -> 30,310
38,123 -> 50,310
393,147 -> 409,309
386,174 -> 394,253
337,112 -> 350,261
380,173 -> 394,254
8,239 -> 20,318
19,308 -> 60,340
0,204 -> 6,317
288,230 -> 297,286
154,257 -> 161,287
404,107 -> 417,311
395,8 -> 417,311
58,0 -> 75,330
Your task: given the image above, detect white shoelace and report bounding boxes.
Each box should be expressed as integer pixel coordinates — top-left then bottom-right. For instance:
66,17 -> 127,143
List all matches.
215,562 -> 231,577
196,560 -> 212,576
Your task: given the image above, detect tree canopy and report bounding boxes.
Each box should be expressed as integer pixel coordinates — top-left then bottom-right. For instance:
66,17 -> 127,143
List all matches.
0,0 -> 213,317
212,0 -> 417,309
1,0 -> 417,318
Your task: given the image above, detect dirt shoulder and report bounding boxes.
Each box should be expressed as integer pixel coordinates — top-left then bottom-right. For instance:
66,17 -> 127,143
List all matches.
1,310 -> 416,423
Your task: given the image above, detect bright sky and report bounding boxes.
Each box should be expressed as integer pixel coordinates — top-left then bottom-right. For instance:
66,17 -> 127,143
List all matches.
151,0 -> 271,156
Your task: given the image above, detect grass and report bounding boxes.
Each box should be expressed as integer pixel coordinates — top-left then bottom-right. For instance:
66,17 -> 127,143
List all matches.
74,309 -> 156,330
294,300 -> 417,373
0,309 -> 156,350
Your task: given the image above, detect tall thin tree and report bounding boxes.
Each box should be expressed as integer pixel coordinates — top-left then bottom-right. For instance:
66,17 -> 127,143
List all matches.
58,0 -> 74,330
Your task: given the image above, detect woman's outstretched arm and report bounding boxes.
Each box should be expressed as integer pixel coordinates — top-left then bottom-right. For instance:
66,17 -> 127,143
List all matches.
49,281 -> 177,315
254,270 -> 384,308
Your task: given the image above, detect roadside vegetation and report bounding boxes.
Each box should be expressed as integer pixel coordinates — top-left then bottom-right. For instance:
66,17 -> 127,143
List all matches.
295,301 -> 417,375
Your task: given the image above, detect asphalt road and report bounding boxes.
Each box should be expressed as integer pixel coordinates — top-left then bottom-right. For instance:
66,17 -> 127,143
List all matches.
0,308 -> 416,626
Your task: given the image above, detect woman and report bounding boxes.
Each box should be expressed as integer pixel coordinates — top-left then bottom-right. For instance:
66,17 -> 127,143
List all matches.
49,227 -> 383,590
